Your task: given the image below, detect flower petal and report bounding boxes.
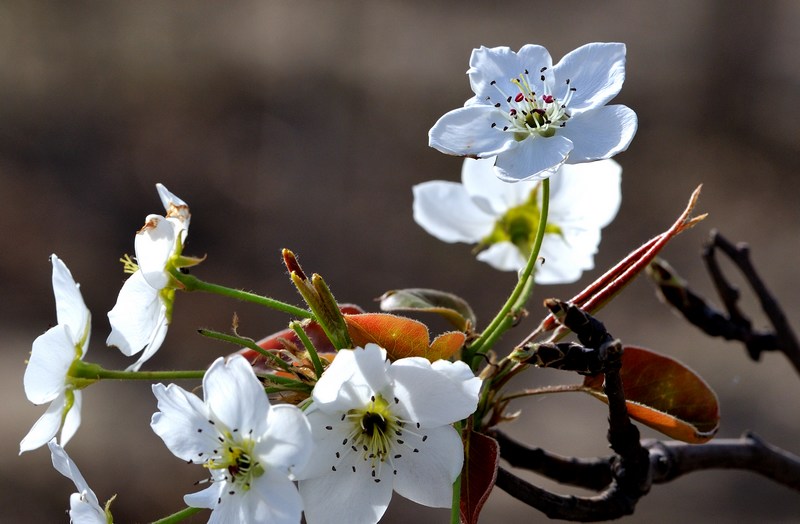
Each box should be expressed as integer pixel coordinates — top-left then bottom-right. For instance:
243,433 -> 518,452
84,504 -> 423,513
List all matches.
475,242 -> 526,271
239,468 -> 304,524
552,43 -> 627,113
536,230 -> 600,284
412,181 -> 494,243
391,358 -> 480,427
151,383 -> 217,461
48,440 -> 106,524
468,45 -> 552,106
313,345 -> 390,411
461,157 -> 535,214
493,135 -> 573,182
134,214 -> 176,290
50,255 -> 90,349
548,160 -> 622,229
393,425 -> 463,508
20,395 -> 66,453
204,356 -> 271,433
428,105 -> 516,158
184,483 -> 222,511
25,324 -> 74,404
299,467 -> 393,524
257,404 -> 312,473
561,105 -> 637,163
107,270 -> 168,364
59,390 -> 82,446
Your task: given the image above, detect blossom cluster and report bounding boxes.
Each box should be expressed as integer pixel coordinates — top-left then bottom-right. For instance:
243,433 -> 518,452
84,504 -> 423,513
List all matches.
21,41 -> 634,523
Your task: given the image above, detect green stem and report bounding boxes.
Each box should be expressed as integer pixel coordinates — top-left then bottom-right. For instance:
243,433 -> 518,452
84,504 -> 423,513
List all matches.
198,329 -> 294,374
450,421 -> 463,524
70,361 -> 205,381
151,506 -> 204,524
468,178 -> 550,365
172,271 -> 313,319
290,321 -> 325,378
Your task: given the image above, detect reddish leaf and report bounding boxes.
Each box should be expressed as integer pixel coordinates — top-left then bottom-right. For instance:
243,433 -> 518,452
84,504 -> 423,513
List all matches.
460,430 -> 499,524
583,346 -> 720,443
344,312 -> 465,361
378,288 -> 477,331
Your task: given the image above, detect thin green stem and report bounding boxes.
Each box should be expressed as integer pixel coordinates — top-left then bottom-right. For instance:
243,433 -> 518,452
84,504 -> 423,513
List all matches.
499,383 -> 586,402
198,329 -> 294,374
172,270 -> 313,319
151,506 -> 204,524
468,178 -> 550,365
451,420 -> 464,524
70,361 -> 205,381
290,321 -> 325,378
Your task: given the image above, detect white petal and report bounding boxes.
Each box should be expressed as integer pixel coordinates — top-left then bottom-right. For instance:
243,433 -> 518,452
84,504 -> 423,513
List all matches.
134,214 -> 176,290
204,356 -> 271,433
20,395 -> 66,453
48,440 -> 107,524
412,181 -> 494,243
68,494 -> 107,524
475,242 -> 527,271
561,105 -> 638,163
257,404 -> 312,473
493,135 -> 573,182
468,45 -> 552,106
548,160 -> 622,229
391,358 -> 480,427
151,383 -> 217,461
299,469 -> 393,524
50,255 -> 90,349
157,183 -> 189,212
535,231 -> 599,284
59,390 -> 82,446
48,440 -> 95,504
393,425 -> 463,508
428,105 -> 517,158
312,345 -> 389,412
240,468 -> 304,524
552,43 -> 627,113
25,324 -> 73,404
461,157 -> 536,214
292,410 -> 348,480
107,270 -> 168,366
184,483 -> 222,510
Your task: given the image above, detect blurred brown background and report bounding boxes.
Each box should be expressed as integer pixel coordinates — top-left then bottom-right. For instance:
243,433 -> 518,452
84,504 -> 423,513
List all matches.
4,1 -> 799,522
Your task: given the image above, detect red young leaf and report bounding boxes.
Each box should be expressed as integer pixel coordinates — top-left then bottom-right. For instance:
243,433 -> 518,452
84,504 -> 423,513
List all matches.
583,346 -> 720,443
344,313 -> 465,361
460,430 -> 499,524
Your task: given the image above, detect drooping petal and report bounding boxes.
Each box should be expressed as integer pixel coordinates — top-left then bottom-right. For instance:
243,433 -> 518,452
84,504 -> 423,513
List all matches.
59,390 -> 82,446
25,324 -> 74,404
257,404 -> 312,473
475,242 -> 527,271
107,270 -> 168,363
241,468 -> 305,524
461,157 -> 535,214
561,105 -> 637,163
493,135 -> 573,182
393,425 -> 463,508
299,467 -> 394,524
134,214 -> 176,290
204,356 -> 270,433
48,440 -> 106,524
391,358 -> 480,427
428,105 -> 516,158
552,43 -> 627,113
412,181 -> 495,243
50,255 -> 90,349
20,395 -> 67,453
151,383 -> 217,461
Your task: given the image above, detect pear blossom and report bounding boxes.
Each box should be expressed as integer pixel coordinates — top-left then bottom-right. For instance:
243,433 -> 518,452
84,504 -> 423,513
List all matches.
151,355 -> 312,524
295,344 -> 482,524
429,43 -> 637,182
48,439 -> 110,524
107,184 -> 190,371
20,255 -> 90,454
413,157 -> 622,283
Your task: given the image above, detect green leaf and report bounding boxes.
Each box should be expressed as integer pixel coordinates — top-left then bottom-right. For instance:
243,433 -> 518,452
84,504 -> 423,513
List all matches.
378,288 -> 476,331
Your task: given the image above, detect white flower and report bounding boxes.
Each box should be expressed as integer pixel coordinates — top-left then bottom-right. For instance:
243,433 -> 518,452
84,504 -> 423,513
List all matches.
20,255 -> 91,454
429,43 -> 637,182
413,157 -> 622,283
48,439 -> 109,524
107,184 -> 190,371
295,344 -> 481,524
151,355 -> 312,524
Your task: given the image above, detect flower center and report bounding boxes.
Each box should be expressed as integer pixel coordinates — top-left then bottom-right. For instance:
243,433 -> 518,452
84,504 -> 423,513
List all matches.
204,430 -> 264,493
488,67 -> 576,140
351,395 -> 398,463
476,185 -> 562,257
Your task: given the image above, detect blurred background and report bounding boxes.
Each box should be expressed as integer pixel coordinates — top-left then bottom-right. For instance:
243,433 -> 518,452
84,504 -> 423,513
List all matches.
3,1 -> 799,522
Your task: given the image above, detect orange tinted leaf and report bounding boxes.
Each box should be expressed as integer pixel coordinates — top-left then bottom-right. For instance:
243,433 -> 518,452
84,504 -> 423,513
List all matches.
344,313 -> 430,360
460,430 -> 499,524
583,346 -> 719,443
429,331 -> 467,361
